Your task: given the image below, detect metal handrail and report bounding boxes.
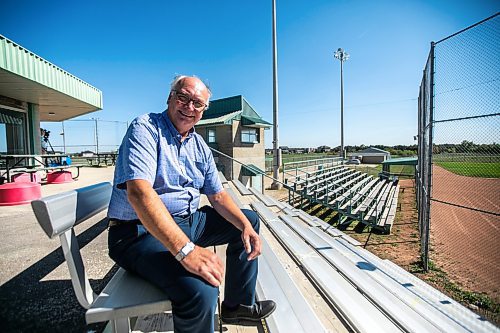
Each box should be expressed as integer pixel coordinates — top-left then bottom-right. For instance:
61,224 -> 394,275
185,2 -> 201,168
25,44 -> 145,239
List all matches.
209,147 -> 287,187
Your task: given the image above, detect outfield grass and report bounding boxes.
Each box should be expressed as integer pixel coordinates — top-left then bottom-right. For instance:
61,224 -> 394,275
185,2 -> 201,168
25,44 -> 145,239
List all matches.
435,162 -> 500,178
348,164 -> 415,179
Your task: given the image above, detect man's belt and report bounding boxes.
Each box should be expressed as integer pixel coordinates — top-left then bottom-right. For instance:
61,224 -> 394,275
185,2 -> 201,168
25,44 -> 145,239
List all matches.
108,218 -> 142,227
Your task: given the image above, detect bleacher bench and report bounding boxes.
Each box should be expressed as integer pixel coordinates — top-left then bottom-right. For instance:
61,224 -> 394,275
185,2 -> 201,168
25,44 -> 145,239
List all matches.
31,179 -> 312,333
31,182 -> 172,333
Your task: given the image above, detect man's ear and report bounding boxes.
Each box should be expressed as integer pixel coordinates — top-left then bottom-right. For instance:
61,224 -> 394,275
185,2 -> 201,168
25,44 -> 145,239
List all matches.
167,92 -> 172,104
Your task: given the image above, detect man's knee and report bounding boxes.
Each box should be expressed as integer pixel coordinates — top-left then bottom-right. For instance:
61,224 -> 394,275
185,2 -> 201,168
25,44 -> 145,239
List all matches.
242,209 -> 260,233
174,278 -> 219,311
191,284 -> 219,310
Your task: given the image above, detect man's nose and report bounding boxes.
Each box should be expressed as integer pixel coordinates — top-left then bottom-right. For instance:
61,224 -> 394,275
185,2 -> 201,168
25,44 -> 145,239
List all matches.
184,100 -> 197,111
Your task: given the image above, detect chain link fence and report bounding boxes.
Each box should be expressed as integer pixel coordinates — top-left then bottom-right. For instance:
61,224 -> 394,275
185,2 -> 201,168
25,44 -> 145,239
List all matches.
417,13 -> 499,321
40,119 -> 128,154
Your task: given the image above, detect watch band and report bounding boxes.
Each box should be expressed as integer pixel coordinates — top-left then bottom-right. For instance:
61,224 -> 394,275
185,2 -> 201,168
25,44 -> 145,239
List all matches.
175,241 -> 195,261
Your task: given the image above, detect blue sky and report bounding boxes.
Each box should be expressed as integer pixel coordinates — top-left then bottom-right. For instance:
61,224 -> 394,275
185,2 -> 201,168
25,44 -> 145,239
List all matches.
1,0 -> 498,149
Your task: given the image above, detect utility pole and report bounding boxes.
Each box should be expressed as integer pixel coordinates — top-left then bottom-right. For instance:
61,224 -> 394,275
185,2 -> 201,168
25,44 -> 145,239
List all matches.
271,0 -> 282,189
93,118 -> 99,154
61,121 -> 66,154
334,48 -> 349,160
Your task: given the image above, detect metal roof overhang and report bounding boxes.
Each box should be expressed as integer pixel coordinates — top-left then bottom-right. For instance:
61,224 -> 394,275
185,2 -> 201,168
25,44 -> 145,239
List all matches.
197,111 -> 241,126
242,164 -> 265,176
0,35 -> 103,121
381,157 -> 418,166
241,115 -> 272,128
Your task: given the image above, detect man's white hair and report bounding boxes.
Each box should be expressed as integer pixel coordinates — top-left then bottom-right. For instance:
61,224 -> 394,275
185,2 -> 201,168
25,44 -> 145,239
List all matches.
170,75 -> 212,99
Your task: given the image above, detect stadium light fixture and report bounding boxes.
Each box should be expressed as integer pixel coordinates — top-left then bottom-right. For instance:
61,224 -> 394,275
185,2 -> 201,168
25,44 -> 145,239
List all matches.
334,47 -> 349,160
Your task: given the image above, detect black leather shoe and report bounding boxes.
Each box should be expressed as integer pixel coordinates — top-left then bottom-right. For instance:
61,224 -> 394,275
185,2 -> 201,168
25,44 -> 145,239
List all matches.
221,300 -> 276,323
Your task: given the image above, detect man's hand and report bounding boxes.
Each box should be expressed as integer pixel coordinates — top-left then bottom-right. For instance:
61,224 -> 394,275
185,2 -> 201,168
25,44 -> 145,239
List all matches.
241,225 -> 262,261
181,246 -> 224,287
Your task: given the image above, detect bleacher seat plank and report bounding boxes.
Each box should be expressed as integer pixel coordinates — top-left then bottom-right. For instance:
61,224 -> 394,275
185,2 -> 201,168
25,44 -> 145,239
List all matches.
364,181 -> 393,222
231,179 -> 252,195
304,168 -> 351,191
295,166 -> 344,187
261,215 -> 402,333
381,184 -> 400,230
268,196 -> 287,210
86,268 -> 171,324
326,174 -> 372,205
378,185 -> 397,225
352,180 -> 386,215
293,165 -> 343,185
339,178 -> 378,211
308,225 -> 497,333
380,259 -> 499,333
296,209 -> 321,227
282,207 -> 299,217
337,175 -> 376,209
307,226 -> 477,333
251,201 -> 280,223
280,214 -> 443,333
249,187 -> 276,207
257,235 -> 327,332
307,170 -> 359,197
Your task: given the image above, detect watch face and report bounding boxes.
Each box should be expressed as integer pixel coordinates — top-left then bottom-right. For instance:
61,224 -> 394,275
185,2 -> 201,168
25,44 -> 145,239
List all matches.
177,242 -> 194,261
184,242 -> 195,255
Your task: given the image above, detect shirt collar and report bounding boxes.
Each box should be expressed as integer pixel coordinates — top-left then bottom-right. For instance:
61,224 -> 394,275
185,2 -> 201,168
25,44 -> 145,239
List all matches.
162,110 -> 195,142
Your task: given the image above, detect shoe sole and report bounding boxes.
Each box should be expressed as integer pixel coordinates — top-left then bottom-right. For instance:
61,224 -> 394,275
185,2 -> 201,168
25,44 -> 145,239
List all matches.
221,305 -> 277,324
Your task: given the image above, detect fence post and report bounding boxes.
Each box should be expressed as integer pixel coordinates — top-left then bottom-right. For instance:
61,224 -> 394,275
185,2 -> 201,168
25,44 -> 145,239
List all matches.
423,41 -> 436,272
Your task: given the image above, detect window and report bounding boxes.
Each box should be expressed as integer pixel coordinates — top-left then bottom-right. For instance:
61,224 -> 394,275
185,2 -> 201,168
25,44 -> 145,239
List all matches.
0,108 -> 27,154
207,129 -> 216,143
241,128 -> 259,144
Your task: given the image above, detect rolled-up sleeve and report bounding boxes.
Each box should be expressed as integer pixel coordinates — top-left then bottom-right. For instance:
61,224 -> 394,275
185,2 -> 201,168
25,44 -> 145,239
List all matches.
114,117 -> 158,188
200,150 -> 223,195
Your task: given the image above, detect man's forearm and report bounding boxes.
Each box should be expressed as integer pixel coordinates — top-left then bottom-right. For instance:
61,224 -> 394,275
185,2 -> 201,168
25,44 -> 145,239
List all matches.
209,189 -> 262,259
127,179 -> 190,254
127,179 -> 225,286
208,190 -> 252,231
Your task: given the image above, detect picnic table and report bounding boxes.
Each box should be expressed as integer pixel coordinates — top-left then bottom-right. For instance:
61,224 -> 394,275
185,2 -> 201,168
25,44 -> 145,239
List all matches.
86,153 -> 118,166
0,154 -> 70,183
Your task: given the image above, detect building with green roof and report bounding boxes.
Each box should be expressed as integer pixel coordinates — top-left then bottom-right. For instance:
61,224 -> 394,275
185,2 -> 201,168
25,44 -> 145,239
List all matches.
196,95 -> 271,187
0,34 -> 102,156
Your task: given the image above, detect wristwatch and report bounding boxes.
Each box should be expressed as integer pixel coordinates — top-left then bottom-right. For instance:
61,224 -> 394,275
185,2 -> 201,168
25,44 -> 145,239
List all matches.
175,241 -> 195,261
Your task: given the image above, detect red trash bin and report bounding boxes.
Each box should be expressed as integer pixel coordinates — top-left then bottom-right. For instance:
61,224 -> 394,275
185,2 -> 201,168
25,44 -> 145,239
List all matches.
11,172 -> 41,183
0,182 -> 42,206
46,171 -> 74,184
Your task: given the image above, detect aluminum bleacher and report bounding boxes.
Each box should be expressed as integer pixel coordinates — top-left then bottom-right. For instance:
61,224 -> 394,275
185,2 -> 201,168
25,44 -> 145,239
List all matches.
223,177 -> 498,333
285,164 -> 400,234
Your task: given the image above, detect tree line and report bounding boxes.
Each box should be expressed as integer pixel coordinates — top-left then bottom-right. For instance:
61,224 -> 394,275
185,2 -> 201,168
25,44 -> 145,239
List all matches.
344,141 -> 499,157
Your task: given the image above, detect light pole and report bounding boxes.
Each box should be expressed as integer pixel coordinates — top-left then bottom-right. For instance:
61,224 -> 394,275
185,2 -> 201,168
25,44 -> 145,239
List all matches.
91,118 -> 99,154
60,121 -> 66,154
271,0 -> 282,189
334,47 -> 349,160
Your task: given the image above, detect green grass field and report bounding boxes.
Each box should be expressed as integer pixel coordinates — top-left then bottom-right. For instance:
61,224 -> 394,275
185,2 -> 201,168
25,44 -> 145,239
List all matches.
346,164 -> 415,179
435,162 -> 500,178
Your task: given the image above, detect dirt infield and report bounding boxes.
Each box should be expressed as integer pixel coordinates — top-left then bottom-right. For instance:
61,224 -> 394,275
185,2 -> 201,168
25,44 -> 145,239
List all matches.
430,165 -> 500,301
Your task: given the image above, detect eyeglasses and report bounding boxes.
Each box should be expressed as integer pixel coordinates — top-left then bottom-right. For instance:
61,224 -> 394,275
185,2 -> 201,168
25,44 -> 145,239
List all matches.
173,91 -> 208,112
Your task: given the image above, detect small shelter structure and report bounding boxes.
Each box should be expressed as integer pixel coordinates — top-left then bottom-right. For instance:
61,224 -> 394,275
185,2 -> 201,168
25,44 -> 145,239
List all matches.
196,95 -> 271,185
354,147 -> 391,164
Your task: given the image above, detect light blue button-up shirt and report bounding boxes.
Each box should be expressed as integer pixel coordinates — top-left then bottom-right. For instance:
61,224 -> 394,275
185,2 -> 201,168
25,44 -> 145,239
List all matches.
107,111 -> 223,220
